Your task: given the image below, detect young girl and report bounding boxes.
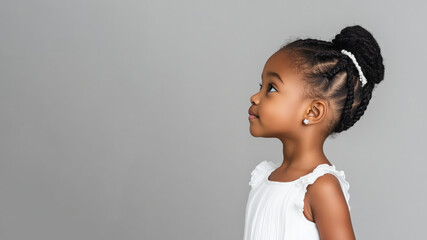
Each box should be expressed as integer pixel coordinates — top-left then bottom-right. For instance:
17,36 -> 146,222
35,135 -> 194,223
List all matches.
244,25 -> 385,240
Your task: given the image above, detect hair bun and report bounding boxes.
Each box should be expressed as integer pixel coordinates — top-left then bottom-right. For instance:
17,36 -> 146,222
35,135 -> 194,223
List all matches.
332,25 -> 385,85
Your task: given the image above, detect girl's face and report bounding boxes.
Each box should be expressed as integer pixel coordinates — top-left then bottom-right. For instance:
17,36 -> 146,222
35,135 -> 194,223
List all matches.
249,50 -> 309,138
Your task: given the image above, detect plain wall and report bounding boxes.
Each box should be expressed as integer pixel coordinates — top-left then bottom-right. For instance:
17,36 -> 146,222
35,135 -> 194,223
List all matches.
1,0 -> 425,239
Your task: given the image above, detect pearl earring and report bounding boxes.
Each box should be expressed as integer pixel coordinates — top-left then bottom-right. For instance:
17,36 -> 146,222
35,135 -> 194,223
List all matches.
303,119 -> 309,125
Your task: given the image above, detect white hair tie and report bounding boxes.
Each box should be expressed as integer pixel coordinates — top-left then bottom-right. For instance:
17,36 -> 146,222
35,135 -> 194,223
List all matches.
341,49 -> 368,87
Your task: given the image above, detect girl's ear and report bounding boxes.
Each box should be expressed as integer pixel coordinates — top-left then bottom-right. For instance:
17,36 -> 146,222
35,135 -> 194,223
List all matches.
304,101 -> 327,125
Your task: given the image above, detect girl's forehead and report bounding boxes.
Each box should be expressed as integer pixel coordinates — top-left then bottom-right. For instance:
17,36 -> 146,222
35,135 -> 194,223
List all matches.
262,50 -> 300,81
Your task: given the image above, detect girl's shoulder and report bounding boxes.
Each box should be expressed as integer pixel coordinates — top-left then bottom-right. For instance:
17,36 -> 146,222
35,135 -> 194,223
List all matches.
294,164 -> 351,212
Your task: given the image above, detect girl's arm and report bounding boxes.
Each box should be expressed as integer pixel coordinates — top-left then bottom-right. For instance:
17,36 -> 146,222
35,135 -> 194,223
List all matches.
306,174 -> 356,240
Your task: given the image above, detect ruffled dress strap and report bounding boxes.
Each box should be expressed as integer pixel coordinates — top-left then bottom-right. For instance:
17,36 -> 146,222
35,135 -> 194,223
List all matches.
294,164 -> 351,213
248,160 -> 276,188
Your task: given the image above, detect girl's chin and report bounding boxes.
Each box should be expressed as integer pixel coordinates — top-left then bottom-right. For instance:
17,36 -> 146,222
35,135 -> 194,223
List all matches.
249,127 -> 263,137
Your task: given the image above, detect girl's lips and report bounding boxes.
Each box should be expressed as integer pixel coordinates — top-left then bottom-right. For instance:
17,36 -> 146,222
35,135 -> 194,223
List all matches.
249,115 -> 258,119
248,108 -> 258,117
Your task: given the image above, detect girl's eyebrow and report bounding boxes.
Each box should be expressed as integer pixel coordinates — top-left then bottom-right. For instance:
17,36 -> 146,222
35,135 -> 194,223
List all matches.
261,71 -> 283,84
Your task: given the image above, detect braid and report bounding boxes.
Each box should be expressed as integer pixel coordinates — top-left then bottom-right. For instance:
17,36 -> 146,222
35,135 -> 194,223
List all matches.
317,55 -> 348,80
333,63 -> 356,133
347,83 -> 375,126
298,38 -> 333,48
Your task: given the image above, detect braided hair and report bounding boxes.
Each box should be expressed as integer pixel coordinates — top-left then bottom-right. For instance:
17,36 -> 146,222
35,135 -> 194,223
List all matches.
279,25 -> 385,138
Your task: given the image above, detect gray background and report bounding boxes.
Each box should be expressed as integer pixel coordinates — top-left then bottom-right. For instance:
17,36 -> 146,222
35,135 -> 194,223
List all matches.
0,0 -> 425,239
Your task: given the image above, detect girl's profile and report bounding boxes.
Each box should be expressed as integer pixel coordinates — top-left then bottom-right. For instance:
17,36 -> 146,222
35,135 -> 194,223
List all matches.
244,25 -> 385,240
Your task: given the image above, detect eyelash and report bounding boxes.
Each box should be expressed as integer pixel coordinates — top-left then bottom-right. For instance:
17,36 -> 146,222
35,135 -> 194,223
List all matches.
259,83 -> 277,92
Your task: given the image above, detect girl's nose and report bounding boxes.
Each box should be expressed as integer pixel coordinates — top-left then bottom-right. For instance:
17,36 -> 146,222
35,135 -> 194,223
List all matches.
250,93 -> 259,105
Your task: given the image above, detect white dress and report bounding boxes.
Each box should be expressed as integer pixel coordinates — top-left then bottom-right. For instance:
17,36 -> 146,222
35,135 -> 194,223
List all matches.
243,160 -> 351,240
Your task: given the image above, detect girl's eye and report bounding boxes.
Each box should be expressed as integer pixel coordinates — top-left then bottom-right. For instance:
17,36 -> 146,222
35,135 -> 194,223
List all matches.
259,83 -> 277,92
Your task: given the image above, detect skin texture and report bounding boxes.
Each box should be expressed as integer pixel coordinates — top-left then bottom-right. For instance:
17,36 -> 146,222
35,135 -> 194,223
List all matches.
249,49 -> 356,240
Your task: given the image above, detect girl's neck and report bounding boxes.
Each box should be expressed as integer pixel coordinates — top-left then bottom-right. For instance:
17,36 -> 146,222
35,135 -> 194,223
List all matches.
279,138 -> 329,170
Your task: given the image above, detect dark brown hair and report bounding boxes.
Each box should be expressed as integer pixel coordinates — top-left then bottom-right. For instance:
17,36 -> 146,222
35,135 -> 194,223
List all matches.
280,25 -> 385,137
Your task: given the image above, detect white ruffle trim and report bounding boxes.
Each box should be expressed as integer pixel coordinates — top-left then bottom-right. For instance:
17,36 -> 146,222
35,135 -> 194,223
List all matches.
294,164 -> 351,212
248,160 -> 275,188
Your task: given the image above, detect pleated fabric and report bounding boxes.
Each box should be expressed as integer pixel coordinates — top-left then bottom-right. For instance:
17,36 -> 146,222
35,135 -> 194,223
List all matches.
243,160 -> 351,240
